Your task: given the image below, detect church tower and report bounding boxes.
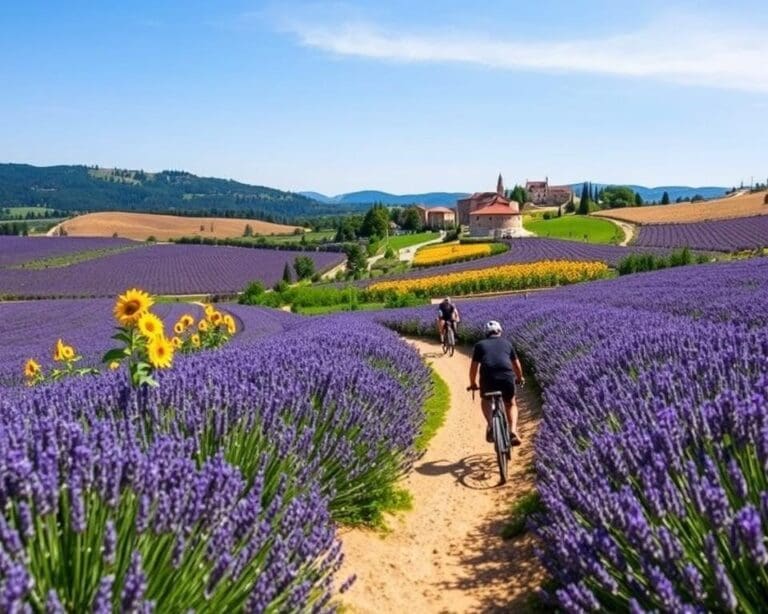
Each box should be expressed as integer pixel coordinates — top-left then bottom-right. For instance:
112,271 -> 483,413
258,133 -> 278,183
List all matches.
496,173 -> 504,196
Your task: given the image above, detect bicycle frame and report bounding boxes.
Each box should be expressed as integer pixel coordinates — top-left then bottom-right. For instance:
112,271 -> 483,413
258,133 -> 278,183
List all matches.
468,386 -> 511,483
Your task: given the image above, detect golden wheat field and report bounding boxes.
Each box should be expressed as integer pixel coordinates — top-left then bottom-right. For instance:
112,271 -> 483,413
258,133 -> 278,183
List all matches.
593,191 -> 768,225
53,211 -> 305,241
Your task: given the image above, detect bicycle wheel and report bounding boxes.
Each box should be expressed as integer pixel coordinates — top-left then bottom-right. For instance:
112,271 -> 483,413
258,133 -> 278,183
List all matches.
492,403 -> 509,484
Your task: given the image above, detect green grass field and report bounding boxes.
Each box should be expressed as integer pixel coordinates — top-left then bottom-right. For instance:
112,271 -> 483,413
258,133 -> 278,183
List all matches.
248,230 -> 336,244
386,231 -> 440,252
0,206 -> 55,219
523,215 -> 624,244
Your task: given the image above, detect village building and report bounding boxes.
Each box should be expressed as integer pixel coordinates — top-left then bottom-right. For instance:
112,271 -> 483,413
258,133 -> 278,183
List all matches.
414,205 -> 456,230
525,177 -> 572,205
457,174 -> 530,238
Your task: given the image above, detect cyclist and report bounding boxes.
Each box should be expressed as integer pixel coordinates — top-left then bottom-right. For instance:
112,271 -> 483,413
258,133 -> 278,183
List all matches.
436,296 -> 460,343
468,320 -> 524,446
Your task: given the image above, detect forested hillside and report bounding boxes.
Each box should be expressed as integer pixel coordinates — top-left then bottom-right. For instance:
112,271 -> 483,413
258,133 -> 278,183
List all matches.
0,164 -> 365,221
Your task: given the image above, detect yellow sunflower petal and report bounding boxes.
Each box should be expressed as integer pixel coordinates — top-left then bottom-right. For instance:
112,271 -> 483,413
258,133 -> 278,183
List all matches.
114,288 -> 154,326
147,335 -> 174,369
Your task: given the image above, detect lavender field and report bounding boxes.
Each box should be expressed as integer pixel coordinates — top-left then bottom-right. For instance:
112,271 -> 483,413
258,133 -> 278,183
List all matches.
634,214 -> 768,251
381,257 -> 768,611
0,312 -> 431,610
0,242 -> 344,297
0,236 -> 136,266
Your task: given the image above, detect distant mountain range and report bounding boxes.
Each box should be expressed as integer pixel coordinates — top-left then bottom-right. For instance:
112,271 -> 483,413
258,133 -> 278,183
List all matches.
300,190 -> 469,206
304,185 -> 729,207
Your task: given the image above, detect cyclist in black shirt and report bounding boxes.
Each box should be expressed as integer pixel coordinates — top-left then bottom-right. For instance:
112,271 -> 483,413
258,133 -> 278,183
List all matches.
436,296 -> 460,343
469,320 -> 525,445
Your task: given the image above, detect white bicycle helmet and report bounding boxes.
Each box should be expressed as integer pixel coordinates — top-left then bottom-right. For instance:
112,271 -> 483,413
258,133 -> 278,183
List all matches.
484,320 -> 503,337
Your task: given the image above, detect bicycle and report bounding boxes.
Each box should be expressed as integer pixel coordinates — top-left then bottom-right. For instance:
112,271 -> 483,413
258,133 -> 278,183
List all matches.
441,321 -> 456,357
467,385 -> 511,484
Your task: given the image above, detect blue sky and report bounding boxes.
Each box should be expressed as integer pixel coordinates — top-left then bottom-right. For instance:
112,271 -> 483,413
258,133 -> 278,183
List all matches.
1,1 -> 766,194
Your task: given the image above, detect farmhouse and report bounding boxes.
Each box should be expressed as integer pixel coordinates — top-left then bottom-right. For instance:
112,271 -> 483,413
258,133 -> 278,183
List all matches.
525,177 -> 572,206
458,175 -> 529,238
415,205 -> 457,230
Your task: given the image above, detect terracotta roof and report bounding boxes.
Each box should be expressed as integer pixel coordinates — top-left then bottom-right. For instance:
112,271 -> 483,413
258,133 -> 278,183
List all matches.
473,203 -> 521,216
526,181 -> 547,189
427,207 -> 455,214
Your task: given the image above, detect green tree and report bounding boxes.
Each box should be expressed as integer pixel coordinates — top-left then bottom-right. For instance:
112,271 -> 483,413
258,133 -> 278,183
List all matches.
359,204 -> 390,239
282,262 -> 292,283
634,192 -> 644,206
344,244 -> 368,278
293,255 -> 315,280
578,182 -> 591,215
661,191 -> 671,205
602,186 -> 636,209
402,207 -> 422,231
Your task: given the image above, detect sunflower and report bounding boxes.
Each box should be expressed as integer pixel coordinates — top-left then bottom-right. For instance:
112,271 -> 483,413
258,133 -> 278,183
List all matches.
171,336 -> 182,349
114,289 -> 153,326
208,311 -> 223,326
147,335 -> 174,369
62,345 -> 75,360
109,361 -> 120,370
138,312 -> 164,339
53,338 -> 65,361
181,314 -> 195,328
198,320 -> 209,333
204,304 -> 215,317
173,321 -> 185,335
223,315 -> 236,334
191,334 -> 201,347
24,358 -> 41,379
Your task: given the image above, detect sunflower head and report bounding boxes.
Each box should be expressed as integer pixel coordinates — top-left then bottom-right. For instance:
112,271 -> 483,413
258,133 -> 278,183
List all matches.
171,336 -> 182,349
198,320 -> 209,333
114,288 -> 154,326
147,335 -> 174,369
53,338 -> 65,362
223,315 -> 236,335
62,345 -> 75,360
24,358 -> 41,379
191,334 -> 201,347
138,312 -> 164,339
109,361 -> 121,370
181,314 -> 195,328
173,321 -> 185,335
208,311 -> 223,326
204,304 -> 215,317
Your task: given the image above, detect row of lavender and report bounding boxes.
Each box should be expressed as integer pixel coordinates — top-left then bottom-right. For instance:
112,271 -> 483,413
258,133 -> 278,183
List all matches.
380,258 -> 768,611
0,240 -> 344,297
634,214 -> 768,252
0,314 -> 431,610
0,236 -> 136,267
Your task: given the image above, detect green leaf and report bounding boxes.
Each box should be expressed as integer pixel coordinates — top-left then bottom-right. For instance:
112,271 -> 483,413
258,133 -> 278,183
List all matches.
102,348 -> 128,363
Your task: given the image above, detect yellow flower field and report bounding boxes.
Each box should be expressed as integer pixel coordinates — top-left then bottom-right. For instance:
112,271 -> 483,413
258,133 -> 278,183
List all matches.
369,260 -> 609,297
413,243 -> 492,266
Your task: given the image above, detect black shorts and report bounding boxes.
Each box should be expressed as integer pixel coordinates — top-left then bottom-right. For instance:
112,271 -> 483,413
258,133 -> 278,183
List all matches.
480,378 -> 515,403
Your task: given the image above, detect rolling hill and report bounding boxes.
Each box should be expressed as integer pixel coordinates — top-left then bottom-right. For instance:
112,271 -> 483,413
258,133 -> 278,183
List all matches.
571,184 -> 728,203
0,164 -> 368,220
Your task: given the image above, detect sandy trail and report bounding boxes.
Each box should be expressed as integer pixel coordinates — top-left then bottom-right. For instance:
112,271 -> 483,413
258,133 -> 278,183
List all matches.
339,337 -> 544,613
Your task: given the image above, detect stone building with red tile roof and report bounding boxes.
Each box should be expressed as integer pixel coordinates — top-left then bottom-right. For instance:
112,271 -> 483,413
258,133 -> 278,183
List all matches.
525,177 -> 572,205
457,174 -> 530,237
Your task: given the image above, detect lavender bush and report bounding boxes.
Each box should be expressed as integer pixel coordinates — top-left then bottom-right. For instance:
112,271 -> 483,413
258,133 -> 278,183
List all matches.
0,314 -> 431,609
381,258 -> 768,611
0,243 -> 344,297
635,215 -> 768,252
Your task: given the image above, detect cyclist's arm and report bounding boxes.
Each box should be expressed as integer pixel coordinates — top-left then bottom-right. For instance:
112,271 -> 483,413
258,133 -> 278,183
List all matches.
469,360 -> 479,389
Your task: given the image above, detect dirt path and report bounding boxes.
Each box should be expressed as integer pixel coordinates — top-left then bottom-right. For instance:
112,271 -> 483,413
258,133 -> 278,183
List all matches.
339,338 -> 545,613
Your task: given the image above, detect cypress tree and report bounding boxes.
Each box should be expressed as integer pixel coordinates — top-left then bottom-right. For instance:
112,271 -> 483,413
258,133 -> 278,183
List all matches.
661,191 -> 671,205
282,262 -> 292,283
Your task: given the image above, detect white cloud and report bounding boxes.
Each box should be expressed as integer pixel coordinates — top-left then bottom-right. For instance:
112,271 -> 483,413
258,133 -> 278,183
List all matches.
288,15 -> 768,93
